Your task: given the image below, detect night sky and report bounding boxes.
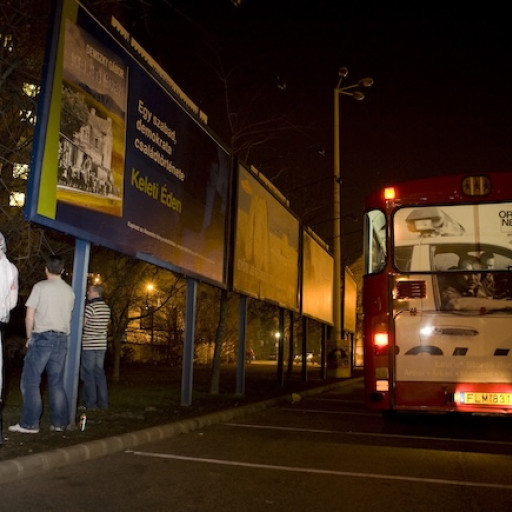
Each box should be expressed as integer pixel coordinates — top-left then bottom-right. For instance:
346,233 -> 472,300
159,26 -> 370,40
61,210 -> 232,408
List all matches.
121,0 -> 512,263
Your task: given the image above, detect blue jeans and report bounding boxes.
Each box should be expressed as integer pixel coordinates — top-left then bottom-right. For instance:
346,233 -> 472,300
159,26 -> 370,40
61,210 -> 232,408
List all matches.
20,331 -> 69,429
80,350 -> 108,409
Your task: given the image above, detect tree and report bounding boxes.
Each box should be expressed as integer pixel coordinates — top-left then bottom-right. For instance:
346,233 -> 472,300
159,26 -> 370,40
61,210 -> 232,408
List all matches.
0,1 -> 79,322
0,1 -> 49,168
89,247 -> 187,382
209,288 -> 229,394
60,86 -> 89,139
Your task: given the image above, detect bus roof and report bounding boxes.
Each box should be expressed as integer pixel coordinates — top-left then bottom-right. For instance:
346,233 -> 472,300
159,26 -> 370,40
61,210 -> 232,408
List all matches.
365,172 -> 512,210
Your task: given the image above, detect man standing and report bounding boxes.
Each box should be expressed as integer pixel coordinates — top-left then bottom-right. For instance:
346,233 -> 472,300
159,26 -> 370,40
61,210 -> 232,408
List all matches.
0,232 -> 19,441
9,255 -> 75,434
80,284 -> 110,410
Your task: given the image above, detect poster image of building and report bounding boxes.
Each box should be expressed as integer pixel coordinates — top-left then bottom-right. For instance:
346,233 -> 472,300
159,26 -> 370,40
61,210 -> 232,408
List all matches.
57,19 -> 126,217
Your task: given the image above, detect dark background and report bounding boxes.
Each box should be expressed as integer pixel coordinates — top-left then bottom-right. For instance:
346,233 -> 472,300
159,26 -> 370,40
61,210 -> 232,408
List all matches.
107,0 -> 512,264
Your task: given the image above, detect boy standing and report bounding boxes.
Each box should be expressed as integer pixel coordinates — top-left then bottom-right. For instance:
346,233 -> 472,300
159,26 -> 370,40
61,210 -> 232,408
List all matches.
80,284 -> 111,410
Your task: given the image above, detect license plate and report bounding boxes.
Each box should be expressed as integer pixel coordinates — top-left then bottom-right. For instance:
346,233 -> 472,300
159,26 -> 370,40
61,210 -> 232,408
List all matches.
458,392 -> 512,405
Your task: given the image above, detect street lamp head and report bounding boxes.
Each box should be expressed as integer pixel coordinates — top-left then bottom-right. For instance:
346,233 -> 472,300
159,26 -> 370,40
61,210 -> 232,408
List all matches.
358,77 -> 374,88
352,91 -> 365,101
338,67 -> 349,79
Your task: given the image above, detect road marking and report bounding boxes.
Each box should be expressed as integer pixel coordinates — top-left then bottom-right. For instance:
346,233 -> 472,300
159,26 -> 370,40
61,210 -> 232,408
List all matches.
226,423 -> 342,435
311,398 -> 364,404
127,450 -> 512,490
225,422 -> 512,448
282,407 -> 376,416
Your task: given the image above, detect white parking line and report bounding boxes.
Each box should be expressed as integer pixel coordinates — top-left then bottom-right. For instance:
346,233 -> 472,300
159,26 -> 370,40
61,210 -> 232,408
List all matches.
282,407 -> 376,416
225,422 -> 512,448
127,450 -> 512,490
311,398 -> 364,404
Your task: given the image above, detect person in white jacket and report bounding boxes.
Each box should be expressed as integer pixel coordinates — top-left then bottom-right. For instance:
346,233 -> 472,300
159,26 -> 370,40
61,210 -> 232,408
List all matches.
0,232 -> 19,442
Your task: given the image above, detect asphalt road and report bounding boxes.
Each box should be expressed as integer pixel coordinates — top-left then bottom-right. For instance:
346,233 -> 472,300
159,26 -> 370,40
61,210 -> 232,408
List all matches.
2,377 -> 512,511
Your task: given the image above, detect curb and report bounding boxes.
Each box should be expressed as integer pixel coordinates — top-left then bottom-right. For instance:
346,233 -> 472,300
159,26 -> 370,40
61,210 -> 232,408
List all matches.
0,378 -> 359,484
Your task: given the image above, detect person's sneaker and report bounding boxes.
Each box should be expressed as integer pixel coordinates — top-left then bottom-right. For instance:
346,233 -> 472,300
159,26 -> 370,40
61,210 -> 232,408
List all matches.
8,423 -> 39,434
49,425 -> 65,432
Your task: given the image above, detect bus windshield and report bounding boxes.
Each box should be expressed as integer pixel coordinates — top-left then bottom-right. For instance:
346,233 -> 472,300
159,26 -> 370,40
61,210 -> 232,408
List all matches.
393,203 -> 512,272
393,203 -> 512,311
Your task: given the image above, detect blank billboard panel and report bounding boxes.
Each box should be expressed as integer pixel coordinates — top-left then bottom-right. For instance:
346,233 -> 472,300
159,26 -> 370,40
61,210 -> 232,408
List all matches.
234,165 -> 299,310
302,230 -> 334,324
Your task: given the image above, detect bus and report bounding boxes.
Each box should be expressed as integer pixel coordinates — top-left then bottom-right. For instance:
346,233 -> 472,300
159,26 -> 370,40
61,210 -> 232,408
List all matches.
363,173 -> 512,414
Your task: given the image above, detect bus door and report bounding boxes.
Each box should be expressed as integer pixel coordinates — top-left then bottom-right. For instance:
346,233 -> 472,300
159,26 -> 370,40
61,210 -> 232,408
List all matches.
393,276 -> 512,410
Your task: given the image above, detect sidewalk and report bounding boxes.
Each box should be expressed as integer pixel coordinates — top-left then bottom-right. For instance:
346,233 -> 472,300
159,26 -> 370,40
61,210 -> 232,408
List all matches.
0,378 -> 358,484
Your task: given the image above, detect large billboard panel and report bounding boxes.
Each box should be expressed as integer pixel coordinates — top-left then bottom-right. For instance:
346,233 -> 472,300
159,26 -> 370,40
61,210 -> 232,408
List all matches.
302,230 -> 333,324
233,165 -> 299,310
26,0 -> 230,286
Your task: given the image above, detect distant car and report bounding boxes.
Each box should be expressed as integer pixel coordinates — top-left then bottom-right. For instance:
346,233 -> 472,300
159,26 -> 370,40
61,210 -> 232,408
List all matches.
293,353 -> 316,364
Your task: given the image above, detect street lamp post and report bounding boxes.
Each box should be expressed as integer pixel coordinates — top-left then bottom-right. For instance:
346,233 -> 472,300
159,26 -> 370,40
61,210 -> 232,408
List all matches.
332,67 -> 373,378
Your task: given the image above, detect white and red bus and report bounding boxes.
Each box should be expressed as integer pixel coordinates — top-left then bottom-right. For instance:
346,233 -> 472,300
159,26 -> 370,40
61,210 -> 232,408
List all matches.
363,173 -> 512,414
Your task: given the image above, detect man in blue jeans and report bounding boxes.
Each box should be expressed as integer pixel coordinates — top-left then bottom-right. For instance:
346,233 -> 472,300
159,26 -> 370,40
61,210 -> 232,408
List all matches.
9,255 -> 75,434
80,284 -> 111,410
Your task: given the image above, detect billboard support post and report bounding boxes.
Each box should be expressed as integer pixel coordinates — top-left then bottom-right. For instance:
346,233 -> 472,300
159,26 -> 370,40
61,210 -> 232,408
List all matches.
181,278 -> 197,406
236,295 -> 247,395
321,324 -> 327,380
301,316 -> 308,381
65,238 -> 90,426
277,308 -> 285,387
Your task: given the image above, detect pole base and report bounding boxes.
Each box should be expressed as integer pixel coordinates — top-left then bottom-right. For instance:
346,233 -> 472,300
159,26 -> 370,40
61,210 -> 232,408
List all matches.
326,339 -> 352,378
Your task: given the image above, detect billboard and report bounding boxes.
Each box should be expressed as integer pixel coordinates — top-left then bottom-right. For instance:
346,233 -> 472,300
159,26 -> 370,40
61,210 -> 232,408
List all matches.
26,0 -> 231,286
233,164 -> 299,310
302,230 -> 334,324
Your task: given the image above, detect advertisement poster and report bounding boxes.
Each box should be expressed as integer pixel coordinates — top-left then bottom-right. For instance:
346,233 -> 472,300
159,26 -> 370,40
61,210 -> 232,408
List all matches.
27,0 -> 230,285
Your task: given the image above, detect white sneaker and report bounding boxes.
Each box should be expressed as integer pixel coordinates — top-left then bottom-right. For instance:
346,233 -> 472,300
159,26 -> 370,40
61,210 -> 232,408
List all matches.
49,425 -> 65,432
8,423 -> 39,434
